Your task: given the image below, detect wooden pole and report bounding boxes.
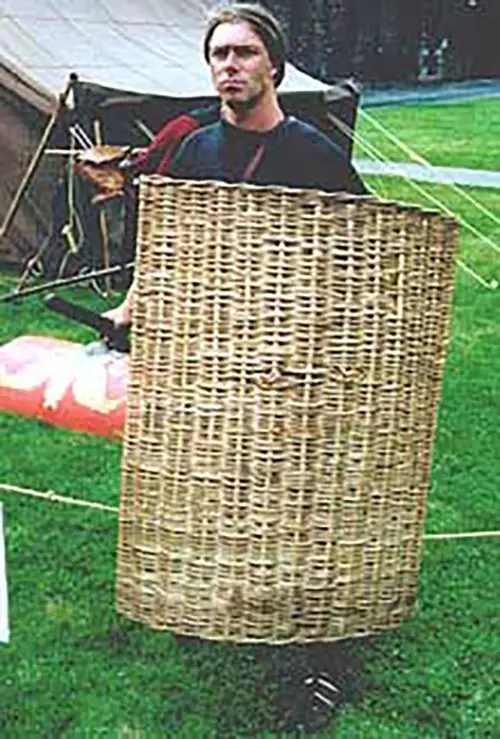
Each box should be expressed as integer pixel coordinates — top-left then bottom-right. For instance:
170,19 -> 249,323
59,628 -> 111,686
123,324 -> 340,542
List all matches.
0,261 -> 134,303
93,118 -> 112,295
0,75 -> 75,247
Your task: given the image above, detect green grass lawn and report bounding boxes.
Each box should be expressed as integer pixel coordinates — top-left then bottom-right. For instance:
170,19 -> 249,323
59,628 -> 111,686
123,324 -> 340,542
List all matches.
1,99 -> 500,736
356,97 -> 500,171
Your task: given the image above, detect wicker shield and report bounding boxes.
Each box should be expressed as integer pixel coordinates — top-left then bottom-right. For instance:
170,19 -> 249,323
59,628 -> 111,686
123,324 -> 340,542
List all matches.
116,177 -> 458,643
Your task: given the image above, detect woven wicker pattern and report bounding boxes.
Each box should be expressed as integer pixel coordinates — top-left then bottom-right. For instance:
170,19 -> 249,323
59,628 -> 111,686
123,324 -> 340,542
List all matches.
116,177 -> 458,643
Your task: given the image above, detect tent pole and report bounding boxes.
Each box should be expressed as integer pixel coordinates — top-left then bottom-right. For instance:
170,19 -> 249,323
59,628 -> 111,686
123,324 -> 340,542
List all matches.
0,261 -> 134,303
93,118 -> 112,295
0,75 -> 76,248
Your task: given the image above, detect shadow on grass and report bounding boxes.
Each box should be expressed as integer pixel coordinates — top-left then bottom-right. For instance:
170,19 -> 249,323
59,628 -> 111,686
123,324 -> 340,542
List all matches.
166,632 -> 367,736
109,622 -> 367,737
253,640 -> 366,735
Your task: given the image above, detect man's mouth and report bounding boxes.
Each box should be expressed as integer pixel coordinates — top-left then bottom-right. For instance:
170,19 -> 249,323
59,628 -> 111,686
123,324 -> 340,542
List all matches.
219,80 -> 244,91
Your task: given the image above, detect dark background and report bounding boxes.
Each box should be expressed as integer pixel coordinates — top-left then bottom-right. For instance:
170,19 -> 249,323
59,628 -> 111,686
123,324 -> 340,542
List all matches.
263,0 -> 499,84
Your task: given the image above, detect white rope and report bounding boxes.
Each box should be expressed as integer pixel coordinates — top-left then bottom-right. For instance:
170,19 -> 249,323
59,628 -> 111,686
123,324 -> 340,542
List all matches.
455,258 -> 495,289
0,483 -> 118,514
425,530 -> 500,541
359,107 -> 500,232
1,482 -> 498,541
328,111 -> 498,289
354,109 -> 500,264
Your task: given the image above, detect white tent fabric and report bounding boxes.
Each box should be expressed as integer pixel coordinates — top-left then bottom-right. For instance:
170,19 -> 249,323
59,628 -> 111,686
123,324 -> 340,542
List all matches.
0,0 -> 327,99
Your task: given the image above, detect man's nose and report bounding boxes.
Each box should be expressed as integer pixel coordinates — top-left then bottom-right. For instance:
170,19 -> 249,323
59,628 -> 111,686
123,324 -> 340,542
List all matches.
222,49 -> 240,69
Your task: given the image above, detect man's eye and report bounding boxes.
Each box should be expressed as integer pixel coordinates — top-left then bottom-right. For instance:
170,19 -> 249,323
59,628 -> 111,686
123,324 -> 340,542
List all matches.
239,48 -> 255,58
211,46 -> 258,61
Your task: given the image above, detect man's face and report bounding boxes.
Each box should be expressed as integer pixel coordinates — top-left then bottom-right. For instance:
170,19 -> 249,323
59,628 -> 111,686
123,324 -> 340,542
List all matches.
208,21 -> 277,110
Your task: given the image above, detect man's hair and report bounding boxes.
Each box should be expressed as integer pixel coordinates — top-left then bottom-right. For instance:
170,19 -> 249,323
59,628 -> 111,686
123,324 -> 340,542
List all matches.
203,3 -> 287,88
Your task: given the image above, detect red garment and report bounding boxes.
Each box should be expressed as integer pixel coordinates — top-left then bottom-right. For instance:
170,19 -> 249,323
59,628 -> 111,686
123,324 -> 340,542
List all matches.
130,106 -> 220,174
131,114 -> 202,174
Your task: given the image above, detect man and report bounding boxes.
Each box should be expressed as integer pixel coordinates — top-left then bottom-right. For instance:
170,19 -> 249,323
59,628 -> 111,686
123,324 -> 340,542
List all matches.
169,3 -> 365,191
106,2 -> 366,326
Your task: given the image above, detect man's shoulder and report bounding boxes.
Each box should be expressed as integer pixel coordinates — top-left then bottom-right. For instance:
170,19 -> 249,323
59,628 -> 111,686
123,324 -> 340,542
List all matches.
180,120 -> 222,149
283,116 -> 343,155
169,120 -> 224,177
276,115 -> 366,194
283,116 -> 321,136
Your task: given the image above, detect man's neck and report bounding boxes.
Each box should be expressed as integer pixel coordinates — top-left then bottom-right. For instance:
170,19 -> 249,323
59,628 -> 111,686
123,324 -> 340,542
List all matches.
221,95 -> 285,132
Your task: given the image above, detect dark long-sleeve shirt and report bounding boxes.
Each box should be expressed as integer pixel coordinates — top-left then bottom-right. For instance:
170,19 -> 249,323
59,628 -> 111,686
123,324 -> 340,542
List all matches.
169,116 -> 366,194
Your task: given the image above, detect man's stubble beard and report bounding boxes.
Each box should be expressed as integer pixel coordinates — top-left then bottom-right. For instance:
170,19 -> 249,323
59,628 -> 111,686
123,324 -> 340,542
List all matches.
221,79 -> 268,114
225,93 -> 261,113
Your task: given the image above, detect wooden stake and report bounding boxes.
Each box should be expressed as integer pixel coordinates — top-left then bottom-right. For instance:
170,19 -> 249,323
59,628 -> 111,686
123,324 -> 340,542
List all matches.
93,118 -> 112,295
0,76 -> 75,247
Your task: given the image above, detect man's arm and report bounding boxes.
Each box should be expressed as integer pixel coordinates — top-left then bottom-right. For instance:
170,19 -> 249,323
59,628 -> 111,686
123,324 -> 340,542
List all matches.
104,139 -> 195,328
104,278 -> 136,327
102,118 -> 215,328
